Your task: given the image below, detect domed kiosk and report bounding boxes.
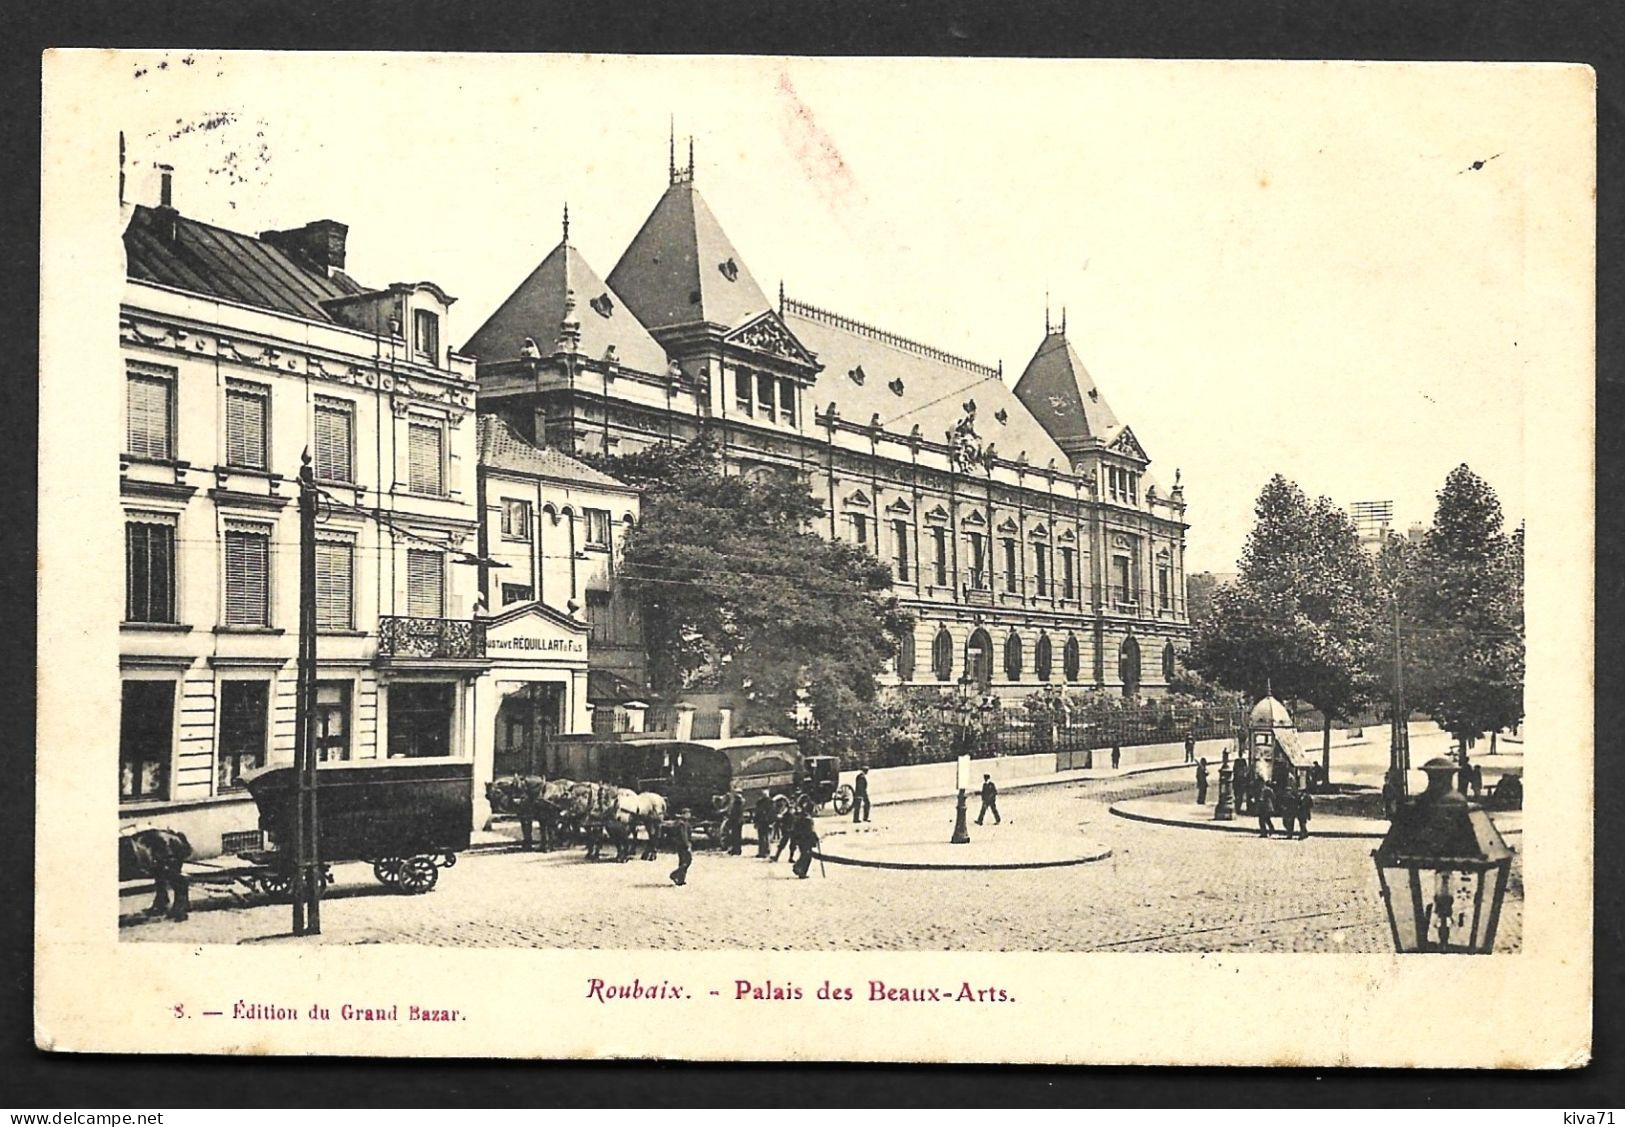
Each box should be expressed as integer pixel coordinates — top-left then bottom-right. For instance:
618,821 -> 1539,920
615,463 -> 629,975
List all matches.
1245,695 -> 1317,791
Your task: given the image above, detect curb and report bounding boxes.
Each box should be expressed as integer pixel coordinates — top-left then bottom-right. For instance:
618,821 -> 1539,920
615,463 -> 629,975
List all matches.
1107,803 -> 1386,840
814,844 -> 1113,872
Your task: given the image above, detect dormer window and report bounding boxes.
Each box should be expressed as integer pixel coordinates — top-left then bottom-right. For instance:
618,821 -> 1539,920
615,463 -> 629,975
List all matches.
994,408 -> 1008,425
413,309 -> 440,364
849,365 -> 866,386
718,258 -> 739,282
590,293 -> 614,318
888,377 -> 905,396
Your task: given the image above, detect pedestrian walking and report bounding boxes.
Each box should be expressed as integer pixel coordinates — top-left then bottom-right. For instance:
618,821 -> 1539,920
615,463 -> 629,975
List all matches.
773,805 -> 798,863
1111,745 -> 1121,771
853,767 -> 872,823
1296,788 -> 1312,839
1185,736 -> 1196,764
668,817 -> 693,887
1195,758 -> 1209,806
790,811 -> 820,879
752,793 -> 776,858
1280,785 -> 1298,838
1256,782 -> 1277,837
975,774 -> 1001,825
725,789 -> 745,856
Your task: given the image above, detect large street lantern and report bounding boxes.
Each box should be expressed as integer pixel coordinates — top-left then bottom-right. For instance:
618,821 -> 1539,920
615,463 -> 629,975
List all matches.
1372,756 -> 1514,954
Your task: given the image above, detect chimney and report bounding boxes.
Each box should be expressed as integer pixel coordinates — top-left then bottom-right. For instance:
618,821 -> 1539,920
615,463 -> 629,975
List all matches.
154,163 -> 178,242
532,408 -> 549,447
260,219 -> 349,275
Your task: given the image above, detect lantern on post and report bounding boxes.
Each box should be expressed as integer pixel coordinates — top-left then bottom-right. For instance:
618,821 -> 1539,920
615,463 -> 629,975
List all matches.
1371,756 -> 1514,954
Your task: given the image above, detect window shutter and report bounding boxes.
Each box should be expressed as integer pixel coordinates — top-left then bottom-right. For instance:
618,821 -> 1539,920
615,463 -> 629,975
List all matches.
126,373 -> 172,459
407,549 -> 444,617
408,423 -> 443,494
314,400 -> 353,483
315,541 -> 353,630
224,530 -> 270,626
225,382 -> 267,469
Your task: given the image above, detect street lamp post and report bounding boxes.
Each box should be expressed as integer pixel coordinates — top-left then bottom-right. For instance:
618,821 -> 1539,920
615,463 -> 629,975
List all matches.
1387,594 -> 1411,800
1213,746 -> 1235,821
950,676 -> 973,844
1372,756 -> 1514,953
292,452 -> 321,935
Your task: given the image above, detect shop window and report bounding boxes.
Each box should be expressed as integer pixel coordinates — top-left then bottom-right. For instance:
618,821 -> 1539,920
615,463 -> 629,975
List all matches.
125,520 -> 176,623
315,681 -> 351,762
120,680 -> 173,801
217,680 -> 269,792
387,682 -> 456,758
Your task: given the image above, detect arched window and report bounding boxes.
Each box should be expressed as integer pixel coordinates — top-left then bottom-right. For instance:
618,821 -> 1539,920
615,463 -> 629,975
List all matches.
1162,641 -> 1176,681
1119,634 -> 1142,698
1063,634 -> 1081,682
897,630 -> 917,681
1004,631 -> 1024,682
932,627 -> 954,682
1035,632 -> 1053,681
966,628 -> 993,688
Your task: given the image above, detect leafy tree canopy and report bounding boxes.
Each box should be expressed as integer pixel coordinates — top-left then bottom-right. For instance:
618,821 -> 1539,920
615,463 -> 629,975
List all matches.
583,438 -> 913,736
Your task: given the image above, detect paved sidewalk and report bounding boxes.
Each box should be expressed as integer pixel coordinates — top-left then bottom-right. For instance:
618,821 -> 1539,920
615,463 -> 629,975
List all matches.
1109,796 -> 1523,840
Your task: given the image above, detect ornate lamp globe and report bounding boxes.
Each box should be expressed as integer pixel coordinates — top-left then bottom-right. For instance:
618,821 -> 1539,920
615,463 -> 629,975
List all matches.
1372,756 -> 1515,954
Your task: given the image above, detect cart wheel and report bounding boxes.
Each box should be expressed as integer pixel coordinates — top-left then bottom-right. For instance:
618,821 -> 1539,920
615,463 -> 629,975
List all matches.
396,856 -> 439,895
372,858 -> 404,886
258,871 -> 292,901
832,784 -> 855,816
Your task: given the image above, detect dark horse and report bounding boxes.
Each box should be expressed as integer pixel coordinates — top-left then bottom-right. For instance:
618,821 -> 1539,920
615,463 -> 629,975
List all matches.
119,827 -> 193,921
486,775 -> 568,851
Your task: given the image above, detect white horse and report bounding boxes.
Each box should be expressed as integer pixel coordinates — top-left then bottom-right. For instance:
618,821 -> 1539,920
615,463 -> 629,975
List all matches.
612,789 -> 670,861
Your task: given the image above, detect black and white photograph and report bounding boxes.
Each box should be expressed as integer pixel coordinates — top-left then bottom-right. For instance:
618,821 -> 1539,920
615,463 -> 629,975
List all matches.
35,51 -> 1593,1066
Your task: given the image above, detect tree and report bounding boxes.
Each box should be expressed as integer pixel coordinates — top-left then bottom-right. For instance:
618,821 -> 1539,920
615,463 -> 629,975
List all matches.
586,439 -> 914,737
1185,571 -> 1221,628
1403,465 -> 1524,779
1187,475 -> 1383,776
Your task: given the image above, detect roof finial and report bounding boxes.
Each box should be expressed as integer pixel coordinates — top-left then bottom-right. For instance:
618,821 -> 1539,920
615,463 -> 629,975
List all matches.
1061,306 -> 1067,335
669,117 -> 676,184
562,201 -> 570,244
688,135 -> 695,179
1044,289 -> 1051,335
778,279 -> 785,314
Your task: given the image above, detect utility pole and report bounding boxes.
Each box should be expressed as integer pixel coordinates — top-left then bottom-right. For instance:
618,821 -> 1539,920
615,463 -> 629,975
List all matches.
292,451 -> 322,935
1388,593 -> 1409,799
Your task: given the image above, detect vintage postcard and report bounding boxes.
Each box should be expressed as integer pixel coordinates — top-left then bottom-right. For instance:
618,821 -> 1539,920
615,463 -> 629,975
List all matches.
36,52 -> 1593,1065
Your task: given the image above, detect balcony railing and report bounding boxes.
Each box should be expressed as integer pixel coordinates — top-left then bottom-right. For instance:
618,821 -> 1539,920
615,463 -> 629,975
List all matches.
377,616 -> 487,660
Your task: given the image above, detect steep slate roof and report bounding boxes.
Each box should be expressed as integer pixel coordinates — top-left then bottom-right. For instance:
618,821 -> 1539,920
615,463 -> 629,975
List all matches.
123,204 -> 365,320
607,181 -> 773,333
462,238 -> 669,375
783,305 -> 1069,471
478,415 -> 636,492
1012,330 -> 1122,447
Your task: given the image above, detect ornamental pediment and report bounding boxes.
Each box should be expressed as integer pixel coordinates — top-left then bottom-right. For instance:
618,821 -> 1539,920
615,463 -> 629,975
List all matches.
725,312 -> 818,367
1109,426 -> 1149,463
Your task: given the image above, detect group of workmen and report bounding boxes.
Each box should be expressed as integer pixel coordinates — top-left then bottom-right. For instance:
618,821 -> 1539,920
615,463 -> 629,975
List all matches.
1192,752 -> 1314,839
667,770 -> 880,887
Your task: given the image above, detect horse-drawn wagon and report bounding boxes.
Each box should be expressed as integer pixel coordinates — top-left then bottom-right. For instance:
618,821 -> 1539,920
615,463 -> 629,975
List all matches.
232,757 -> 473,896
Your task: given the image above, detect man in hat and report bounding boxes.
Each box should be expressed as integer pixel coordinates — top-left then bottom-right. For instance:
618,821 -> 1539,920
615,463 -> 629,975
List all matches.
1296,787 -> 1313,839
773,803 -> 799,863
752,793 -> 776,858
1256,781 -> 1277,838
852,768 -> 872,824
1195,758 -> 1209,806
976,774 -> 1001,825
790,811 -> 820,879
668,816 -> 694,887
724,789 -> 745,856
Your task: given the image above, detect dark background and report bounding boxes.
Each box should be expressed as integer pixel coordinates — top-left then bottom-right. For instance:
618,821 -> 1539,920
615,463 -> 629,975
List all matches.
3,0 -> 1618,1106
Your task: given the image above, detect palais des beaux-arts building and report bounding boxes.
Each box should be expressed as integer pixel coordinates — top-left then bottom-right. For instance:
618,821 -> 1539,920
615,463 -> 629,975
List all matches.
116,143 -> 1192,852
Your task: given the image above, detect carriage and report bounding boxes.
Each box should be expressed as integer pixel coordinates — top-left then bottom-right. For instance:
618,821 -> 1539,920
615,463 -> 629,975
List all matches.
232,757 -> 474,896
644,737 -> 853,838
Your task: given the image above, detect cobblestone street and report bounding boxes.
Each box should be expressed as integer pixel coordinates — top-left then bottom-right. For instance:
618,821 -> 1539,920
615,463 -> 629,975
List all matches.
121,763 -> 1523,953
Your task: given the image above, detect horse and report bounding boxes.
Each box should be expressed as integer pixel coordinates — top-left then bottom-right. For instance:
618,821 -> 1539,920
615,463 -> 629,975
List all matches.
612,790 -> 670,861
485,775 -> 571,851
569,782 -> 630,861
119,826 -> 193,921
